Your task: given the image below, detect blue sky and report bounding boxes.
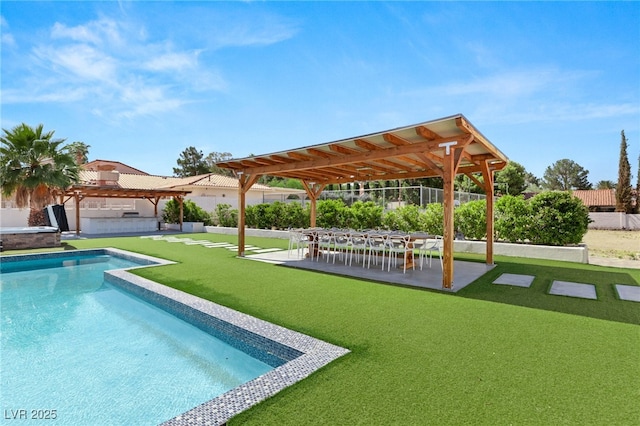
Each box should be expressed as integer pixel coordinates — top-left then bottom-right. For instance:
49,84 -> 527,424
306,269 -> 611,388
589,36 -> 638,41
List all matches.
2,1 -> 639,185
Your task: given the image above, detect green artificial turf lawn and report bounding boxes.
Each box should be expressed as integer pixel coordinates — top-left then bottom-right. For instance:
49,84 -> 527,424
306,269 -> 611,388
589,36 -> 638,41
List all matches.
5,234 -> 639,425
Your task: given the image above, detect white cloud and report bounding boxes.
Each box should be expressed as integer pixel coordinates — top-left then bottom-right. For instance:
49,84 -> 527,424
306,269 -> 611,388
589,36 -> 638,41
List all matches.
1,15 -> 16,47
143,51 -> 199,72
34,44 -> 117,82
51,18 -> 124,47
438,68 -> 595,99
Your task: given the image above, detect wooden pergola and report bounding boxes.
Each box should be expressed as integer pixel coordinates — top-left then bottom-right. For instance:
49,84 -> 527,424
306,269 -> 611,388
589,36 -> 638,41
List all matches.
215,114 -> 508,289
59,185 -> 191,235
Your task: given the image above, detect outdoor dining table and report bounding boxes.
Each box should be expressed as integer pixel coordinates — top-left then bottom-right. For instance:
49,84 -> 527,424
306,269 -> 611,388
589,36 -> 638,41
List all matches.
300,228 -> 433,270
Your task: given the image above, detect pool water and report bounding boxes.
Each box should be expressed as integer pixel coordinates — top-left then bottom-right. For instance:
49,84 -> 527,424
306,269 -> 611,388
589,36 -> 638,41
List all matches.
1,255 -> 274,425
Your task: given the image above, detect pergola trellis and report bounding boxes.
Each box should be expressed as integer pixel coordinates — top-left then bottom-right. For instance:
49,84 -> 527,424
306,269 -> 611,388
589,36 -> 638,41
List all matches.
59,186 -> 191,235
215,114 -> 509,289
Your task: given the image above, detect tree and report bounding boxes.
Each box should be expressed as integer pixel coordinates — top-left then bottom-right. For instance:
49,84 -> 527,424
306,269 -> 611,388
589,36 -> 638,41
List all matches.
542,159 -> 592,190
636,153 -> 640,213
495,161 -> 528,195
173,146 -> 209,177
615,130 -> 633,213
0,123 -> 79,225
204,151 -> 236,177
65,141 -> 90,165
595,180 -> 616,189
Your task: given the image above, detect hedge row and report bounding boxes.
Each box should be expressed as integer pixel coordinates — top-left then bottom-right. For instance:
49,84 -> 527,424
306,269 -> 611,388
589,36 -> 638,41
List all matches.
166,192 -> 590,246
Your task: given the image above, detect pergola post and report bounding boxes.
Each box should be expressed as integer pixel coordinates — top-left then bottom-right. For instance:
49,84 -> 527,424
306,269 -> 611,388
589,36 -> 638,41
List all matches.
481,161 -> 495,265
302,181 -> 326,228
442,150 -> 456,289
178,197 -> 184,231
237,173 -> 259,257
74,192 -> 81,236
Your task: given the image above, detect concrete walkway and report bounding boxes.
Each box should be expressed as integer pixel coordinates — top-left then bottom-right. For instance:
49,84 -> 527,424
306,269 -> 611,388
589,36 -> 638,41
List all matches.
245,249 -> 495,293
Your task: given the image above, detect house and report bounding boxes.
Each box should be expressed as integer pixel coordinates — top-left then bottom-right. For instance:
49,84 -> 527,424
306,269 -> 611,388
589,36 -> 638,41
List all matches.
572,189 -> 616,212
0,160 -> 306,230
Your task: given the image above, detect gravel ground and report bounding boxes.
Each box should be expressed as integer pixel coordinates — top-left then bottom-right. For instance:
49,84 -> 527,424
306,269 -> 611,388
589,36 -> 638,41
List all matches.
582,229 -> 640,261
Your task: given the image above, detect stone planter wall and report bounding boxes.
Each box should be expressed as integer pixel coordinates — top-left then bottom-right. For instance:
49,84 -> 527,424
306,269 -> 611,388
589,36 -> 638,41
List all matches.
1,231 -> 61,251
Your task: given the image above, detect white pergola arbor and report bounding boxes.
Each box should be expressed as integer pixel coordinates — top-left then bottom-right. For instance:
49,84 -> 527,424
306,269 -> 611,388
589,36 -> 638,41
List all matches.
215,114 -> 509,289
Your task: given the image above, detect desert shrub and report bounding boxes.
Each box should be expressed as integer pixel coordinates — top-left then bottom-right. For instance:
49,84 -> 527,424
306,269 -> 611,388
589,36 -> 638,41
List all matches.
495,195 -> 531,242
454,200 -> 487,240
528,191 -> 590,245
419,203 -> 444,235
162,199 -> 213,225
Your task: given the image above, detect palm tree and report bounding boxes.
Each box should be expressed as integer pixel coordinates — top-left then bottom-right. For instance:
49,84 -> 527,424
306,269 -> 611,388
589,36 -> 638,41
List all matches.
65,141 -> 91,165
0,123 -> 80,225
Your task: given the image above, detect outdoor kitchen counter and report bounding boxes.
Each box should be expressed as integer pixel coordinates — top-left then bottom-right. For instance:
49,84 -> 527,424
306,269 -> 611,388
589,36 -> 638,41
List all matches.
80,217 -> 159,234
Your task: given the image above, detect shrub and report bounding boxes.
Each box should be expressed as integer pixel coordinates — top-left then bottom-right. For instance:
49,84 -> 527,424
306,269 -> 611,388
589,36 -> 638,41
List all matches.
266,201 -> 286,229
420,203 -> 444,236
495,195 -> 531,243
528,191 -> 590,245
214,203 -> 237,228
350,201 -> 383,230
162,199 -> 213,225
283,202 -> 309,229
317,199 -> 348,228
382,204 -> 422,232
245,204 -> 259,228
454,200 -> 487,240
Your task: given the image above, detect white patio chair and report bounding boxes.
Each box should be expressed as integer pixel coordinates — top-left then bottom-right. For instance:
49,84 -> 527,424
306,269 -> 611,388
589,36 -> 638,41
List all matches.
315,230 -> 334,262
386,234 -> 414,273
419,235 -> 443,269
366,233 -> 388,270
348,231 -> 369,267
287,228 -> 311,259
331,231 -> 351,264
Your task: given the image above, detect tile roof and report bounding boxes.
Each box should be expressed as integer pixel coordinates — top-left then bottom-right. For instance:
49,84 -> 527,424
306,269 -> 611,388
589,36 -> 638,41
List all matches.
572,189 -> 616,207
78,171 -> 289,192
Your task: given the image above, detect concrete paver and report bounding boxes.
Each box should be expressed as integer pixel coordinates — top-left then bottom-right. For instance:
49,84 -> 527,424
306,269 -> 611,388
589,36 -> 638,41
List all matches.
493,273 -> 535,287
549,281 -> 597,300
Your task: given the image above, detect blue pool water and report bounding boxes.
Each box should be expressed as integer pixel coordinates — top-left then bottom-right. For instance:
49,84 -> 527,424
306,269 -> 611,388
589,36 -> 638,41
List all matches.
0,253 -> 274,425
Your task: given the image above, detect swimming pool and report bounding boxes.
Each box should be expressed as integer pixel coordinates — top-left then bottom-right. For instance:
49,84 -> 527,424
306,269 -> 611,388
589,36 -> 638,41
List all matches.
0,249 -> 349,425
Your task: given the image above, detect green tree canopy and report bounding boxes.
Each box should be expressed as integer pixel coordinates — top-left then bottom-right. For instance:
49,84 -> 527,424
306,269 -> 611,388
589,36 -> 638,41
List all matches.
542,159 -> 592,190
204,151 -> 235,177
615,130 -> 633,213
173,146 -> 209,177
65,141 -> 90,165
595,180 -> 616,189
0,123 -> 79,225
495,161 -> 528,195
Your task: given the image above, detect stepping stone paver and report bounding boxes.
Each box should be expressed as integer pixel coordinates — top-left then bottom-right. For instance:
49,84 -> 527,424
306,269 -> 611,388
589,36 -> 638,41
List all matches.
615,285 -> 640,302
492,273 -> 535,287
549,281 -> 597,300
252,248 -> 283,253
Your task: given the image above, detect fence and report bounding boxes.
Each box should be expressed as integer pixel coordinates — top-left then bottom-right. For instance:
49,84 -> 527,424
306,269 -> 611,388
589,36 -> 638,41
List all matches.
589,212 -> 640,230
318,185 -> 486,209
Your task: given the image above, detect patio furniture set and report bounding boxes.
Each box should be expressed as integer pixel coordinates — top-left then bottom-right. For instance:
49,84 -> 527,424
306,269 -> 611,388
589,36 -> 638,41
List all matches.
288,228 -> 443,273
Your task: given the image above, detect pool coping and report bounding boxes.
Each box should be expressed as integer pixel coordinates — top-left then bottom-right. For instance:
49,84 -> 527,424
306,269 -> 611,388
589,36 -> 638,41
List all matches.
3,248 -> 350,425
